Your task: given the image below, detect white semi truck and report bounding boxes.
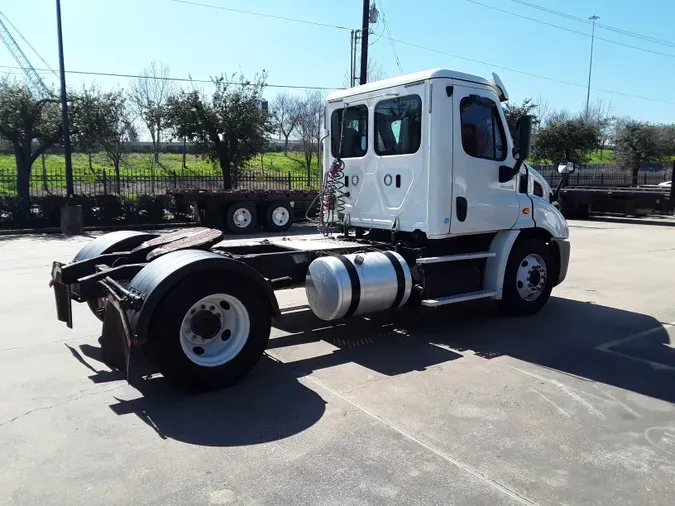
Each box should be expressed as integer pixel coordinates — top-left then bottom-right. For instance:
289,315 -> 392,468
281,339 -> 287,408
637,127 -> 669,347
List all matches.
50,68 -> 570,391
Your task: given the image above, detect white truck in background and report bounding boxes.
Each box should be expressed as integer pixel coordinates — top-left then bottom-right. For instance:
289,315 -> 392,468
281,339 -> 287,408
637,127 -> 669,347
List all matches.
50,68 -> 570,392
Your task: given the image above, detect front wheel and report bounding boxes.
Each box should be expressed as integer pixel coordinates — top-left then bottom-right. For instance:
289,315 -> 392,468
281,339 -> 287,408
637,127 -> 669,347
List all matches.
144,273 -> 272,391
497,238 -> 555,316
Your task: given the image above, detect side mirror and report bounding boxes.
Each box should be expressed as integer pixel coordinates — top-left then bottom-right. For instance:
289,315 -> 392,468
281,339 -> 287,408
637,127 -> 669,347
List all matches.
500,115 -> 533,183
557,162 -> 576,174
513,115 -> 533,161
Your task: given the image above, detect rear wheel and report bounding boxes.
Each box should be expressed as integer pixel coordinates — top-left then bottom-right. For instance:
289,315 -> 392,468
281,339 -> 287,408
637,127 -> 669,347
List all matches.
264,201 -> 293,232
225,203 -> 258,234
144,273 -> 272,391
74,231 -> 157,321
497,238 -> 554,316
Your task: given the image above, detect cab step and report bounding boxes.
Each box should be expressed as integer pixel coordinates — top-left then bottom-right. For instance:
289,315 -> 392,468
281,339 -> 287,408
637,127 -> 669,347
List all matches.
416,252 -> 495,265
420,289 -> 498,307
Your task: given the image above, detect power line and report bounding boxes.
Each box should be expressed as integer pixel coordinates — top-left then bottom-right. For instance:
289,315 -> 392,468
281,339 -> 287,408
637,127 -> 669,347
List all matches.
378,35 -> 675,105
170,0 -> 354,31
0,11 -> 58,77
464,0 -> 675,59
0,65 -> 340,90
378,0 -> 403,75
506,0 -> 675,49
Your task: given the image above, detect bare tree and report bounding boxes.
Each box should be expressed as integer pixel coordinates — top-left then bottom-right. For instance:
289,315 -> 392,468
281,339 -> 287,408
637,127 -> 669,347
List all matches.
585,98 -> 615,160
297,90 -> 323,186
343,58 -> 388,87
129,61 -> 175,163
271,92 -> 301,155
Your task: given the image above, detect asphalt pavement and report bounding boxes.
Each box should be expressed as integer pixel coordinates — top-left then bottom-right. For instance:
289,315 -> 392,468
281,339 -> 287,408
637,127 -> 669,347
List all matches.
0,219 -> 674,505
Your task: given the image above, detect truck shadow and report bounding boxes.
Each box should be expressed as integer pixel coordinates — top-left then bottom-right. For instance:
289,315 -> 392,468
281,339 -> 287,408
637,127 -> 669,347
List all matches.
269,297 -> 675,404
75,296 -> 672,447
96,355 -> 328,447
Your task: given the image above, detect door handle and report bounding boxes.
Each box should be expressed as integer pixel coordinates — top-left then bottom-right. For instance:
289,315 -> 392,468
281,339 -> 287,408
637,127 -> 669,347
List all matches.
456,197 -> 468,222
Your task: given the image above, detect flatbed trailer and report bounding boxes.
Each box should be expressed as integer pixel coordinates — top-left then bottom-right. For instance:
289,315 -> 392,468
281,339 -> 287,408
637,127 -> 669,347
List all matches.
553,171 -> 675,219
170,189 -> 320,234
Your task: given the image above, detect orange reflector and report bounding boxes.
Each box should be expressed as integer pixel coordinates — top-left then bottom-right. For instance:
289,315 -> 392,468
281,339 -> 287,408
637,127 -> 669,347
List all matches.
523,208 -> 531,215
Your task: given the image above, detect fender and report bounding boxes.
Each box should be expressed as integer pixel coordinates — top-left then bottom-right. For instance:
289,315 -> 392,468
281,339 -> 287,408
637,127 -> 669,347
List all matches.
73,230 -> 159,262
126,250 -> 281,344
484,229 -> 520,299
531,198 -> 569,239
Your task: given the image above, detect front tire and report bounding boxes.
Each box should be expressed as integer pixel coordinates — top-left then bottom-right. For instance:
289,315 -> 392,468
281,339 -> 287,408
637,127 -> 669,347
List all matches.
144,272 -> 272,391
497,238 -> 554,316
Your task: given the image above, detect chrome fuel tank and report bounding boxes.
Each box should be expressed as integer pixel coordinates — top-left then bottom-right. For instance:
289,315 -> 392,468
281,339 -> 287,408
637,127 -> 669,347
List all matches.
305,251 -> 412,321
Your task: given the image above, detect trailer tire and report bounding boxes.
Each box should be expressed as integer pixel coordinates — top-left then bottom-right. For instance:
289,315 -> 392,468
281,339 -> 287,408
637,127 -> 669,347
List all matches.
225,203 -> 258,234
73,231 -> 158,320
497,238 -> 554,317
144,271 -> 271,391
263,201 -> 293,232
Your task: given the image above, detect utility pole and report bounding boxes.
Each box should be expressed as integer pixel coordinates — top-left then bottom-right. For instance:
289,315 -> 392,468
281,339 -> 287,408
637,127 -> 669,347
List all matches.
359,0 -> 370,85
350,30 -> 356,87
56,0 -> 74,198
585,15 -> 600,120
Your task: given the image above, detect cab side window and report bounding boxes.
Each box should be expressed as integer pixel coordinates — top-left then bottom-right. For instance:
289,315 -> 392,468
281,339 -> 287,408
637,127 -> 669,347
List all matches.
374,94 -> 422,156
460,96 -> 507,161
533,181 -> 544,198
331,105 -> 369,158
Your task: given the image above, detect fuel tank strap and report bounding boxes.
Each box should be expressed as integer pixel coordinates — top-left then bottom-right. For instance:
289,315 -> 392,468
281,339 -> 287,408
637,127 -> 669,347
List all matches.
336,255 -> 361,318
382,251 -> 406,308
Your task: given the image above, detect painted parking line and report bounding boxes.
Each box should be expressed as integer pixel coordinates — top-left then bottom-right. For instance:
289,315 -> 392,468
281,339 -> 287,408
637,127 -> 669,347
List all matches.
594,321 -> 675,371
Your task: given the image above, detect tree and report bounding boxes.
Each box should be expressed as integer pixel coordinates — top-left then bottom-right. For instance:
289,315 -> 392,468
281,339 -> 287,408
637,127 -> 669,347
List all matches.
165,72 -> 272,189
0,78 -> 62,224
585,98 -> 615,160
614,121 -> 663,184
532,117 -> 601,168
72,86 -> 136,193
343,58 -> 388,87
129,61 -> 175,163
503,98 -> 539,139
297,90 -> 323,185
271,92 -> 301,155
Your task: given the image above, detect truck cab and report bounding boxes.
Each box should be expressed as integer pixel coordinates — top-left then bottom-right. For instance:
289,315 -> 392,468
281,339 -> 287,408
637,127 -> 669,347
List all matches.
323,68 -> 567,241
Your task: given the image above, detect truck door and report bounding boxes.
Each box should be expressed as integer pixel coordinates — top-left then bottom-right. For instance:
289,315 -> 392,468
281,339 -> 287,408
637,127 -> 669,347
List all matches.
450,84 -> 520,234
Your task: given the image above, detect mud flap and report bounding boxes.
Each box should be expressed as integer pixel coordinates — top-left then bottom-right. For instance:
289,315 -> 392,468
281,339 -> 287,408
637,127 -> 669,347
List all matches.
100,295 -> 148,386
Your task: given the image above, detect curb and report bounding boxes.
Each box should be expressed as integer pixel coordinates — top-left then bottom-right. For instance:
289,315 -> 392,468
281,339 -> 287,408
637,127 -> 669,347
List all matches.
0,222 -> 195,237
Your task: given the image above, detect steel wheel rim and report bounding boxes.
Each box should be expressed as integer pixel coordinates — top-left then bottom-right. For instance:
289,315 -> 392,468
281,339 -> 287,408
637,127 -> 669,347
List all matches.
179,294 -> 250,367
233,208 -> 252,228
516,253 -> 547,301
271,206 -> 290,227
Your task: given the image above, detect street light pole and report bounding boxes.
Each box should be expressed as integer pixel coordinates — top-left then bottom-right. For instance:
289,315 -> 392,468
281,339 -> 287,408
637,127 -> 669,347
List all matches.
56,0 -> 74,198
585,15 -> 600,120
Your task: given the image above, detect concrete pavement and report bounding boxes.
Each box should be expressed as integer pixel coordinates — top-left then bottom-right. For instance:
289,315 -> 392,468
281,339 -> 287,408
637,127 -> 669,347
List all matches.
0,220 -> 674,505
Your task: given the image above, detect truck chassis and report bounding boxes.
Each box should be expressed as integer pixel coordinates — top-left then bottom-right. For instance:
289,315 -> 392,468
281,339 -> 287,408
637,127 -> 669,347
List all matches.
51,225 -> 568,391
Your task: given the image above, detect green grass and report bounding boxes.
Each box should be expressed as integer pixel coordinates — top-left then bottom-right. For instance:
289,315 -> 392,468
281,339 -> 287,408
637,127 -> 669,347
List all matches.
0,151 -> 322,195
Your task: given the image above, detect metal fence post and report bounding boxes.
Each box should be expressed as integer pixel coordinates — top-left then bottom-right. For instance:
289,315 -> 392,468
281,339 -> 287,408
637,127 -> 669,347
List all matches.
288,171 -> 292,190
40,153 -> 48,195
103,169 -> 107,198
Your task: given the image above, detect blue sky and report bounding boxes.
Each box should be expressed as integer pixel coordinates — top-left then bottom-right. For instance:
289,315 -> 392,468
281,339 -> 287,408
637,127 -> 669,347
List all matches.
3,0 -> 675,127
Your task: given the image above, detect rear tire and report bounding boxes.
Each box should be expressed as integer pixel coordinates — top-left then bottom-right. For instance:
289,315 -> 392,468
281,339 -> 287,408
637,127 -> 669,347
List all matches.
225,203 -> 258,234
497,238 -> 554,317
263,201 -> 293,232
74,231 -> 157,321
144,272 -> 272,391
